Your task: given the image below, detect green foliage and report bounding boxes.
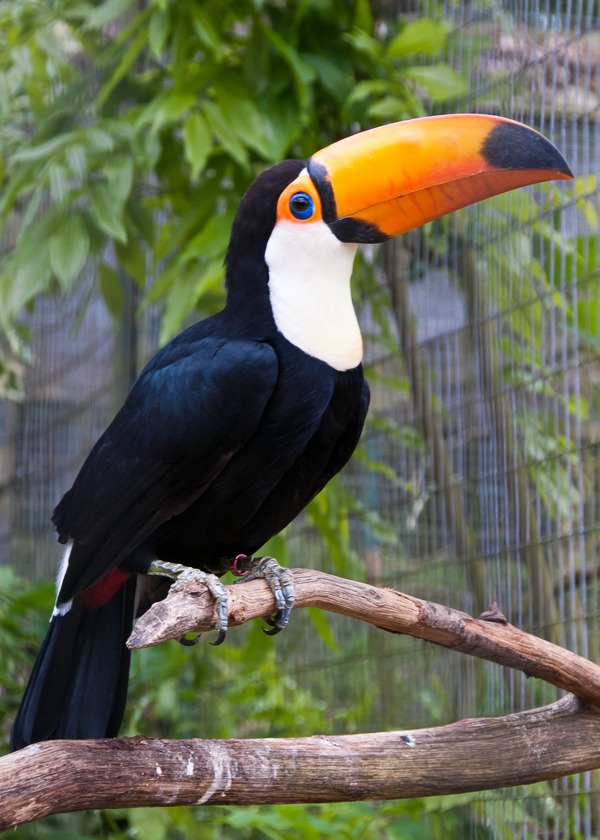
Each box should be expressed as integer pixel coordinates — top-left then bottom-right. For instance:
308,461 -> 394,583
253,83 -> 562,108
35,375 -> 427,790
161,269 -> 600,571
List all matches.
0,0 -> 466,354
0,565 -> 54,747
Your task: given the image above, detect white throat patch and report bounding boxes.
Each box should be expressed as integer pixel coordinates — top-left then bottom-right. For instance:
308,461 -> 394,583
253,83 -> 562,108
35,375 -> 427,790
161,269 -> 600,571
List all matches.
265,219 -> 362,371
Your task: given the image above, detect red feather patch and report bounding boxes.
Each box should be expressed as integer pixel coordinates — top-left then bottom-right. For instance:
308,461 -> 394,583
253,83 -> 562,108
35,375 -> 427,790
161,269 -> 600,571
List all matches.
80,568 -> 131,609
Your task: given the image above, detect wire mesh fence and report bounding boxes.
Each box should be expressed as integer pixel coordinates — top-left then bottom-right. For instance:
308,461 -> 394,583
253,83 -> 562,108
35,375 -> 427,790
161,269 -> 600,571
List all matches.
1,0 -> 599,837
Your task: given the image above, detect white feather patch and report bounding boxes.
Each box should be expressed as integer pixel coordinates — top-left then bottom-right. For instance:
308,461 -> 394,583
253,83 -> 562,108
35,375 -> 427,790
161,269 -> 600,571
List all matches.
265,219 -> 362,371
52,543 -> 73,618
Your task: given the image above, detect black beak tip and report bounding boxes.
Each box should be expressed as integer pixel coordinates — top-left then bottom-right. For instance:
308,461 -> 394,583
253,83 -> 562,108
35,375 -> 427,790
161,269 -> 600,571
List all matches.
482,120 -> 573,179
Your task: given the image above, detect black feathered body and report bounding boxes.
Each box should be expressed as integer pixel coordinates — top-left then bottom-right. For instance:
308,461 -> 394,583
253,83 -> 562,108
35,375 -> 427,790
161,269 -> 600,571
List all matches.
152,333 -> 368,568
54,308 -> 369,600
11,159 -> 370,750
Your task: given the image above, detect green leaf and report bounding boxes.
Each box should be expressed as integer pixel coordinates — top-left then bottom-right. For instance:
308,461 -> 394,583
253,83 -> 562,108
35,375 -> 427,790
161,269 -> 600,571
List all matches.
85,0 -> 133,30
0,246 -> 52,323
127,199 -> 155,246
159,257 -> 224,343
116,233 -> 146,286
306,607 -> 340,653
12,134 -> 72,164
151,92 -> 197,134
98,262 -> 124,318
65,143 -> 87,181
48,162 -> 70,205
214,80 -> 268,158
85,127 -> 116,154
191,5 -> 222,58
157,277 -> 196,345
190,256 -> 225,302
354,0 -> 374,33
260,95 -> 303,160
104,155 -> 134,206
304,54 -> 351,103
261,26 -> 316,112
49,214 -> 90,288
185,208 -> 235,261
387,19 -> 450,58
346,79 -> 394,107
148,8 -> 170,60
183,112 -> 212,178
342,28 -> 383,62
97,24 -> 148,107
367,94 -> 415,121
90,183 -> 127,242
202,101 -> 248,167
404,64 -> 467,102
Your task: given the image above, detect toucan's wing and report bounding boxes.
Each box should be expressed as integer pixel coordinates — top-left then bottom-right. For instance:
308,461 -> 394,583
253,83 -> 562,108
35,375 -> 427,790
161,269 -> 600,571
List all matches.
54,336 -> 278,601
323,379 -> 370,481
305,377 -> 371,504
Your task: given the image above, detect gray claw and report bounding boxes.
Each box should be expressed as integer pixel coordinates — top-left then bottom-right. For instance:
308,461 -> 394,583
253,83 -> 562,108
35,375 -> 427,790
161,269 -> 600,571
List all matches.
262,614 -> 284,636
178,633 -> 202,646
148,560 -> 229,644
236,556 -> 295,633
210,628 -> 227,646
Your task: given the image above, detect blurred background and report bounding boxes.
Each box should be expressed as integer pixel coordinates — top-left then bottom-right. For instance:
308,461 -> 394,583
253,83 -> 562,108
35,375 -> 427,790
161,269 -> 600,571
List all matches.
0,0 -> 598,837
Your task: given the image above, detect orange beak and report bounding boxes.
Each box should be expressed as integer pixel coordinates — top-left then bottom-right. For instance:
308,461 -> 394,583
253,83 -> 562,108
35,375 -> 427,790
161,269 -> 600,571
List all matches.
307,114 -> 573,243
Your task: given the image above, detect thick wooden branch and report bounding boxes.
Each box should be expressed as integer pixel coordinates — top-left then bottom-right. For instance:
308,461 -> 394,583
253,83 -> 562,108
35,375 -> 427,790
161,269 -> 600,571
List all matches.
2,695 -> 600,830
129,568 -> 600,706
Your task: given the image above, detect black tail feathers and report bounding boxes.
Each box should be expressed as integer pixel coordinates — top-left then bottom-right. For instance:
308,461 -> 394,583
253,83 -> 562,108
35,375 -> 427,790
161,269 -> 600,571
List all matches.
10,578 -> 136,751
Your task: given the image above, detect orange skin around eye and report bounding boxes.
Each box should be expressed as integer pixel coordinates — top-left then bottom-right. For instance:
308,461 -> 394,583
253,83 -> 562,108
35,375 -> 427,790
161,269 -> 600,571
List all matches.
275,176 -> 324,224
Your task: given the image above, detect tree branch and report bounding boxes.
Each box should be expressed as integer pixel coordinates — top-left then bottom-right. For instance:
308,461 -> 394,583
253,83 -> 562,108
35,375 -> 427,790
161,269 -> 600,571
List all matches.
129,568 -> 600,705
2,695 -> 600,830
4,569 -> 600,829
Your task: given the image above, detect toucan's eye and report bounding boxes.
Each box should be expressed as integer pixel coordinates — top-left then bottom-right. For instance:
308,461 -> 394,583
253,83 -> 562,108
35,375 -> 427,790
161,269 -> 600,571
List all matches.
289,192 -> 314,220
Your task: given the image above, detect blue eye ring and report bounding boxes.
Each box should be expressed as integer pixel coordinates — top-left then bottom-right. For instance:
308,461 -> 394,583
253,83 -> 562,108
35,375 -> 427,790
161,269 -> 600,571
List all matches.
289,192 -> 314,220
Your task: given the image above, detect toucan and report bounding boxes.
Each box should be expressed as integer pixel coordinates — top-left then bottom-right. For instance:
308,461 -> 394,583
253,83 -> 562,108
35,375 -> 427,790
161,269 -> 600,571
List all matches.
10,114 -> 571,751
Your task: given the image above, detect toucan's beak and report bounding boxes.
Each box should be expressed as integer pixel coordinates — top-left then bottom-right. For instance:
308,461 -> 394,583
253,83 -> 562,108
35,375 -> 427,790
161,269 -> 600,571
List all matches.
307,114 -> 573,243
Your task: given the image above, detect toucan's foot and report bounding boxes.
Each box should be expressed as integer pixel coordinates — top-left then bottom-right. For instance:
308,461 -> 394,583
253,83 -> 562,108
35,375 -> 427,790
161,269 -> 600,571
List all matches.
234,556 -> 295,635
148,560 -> 228,646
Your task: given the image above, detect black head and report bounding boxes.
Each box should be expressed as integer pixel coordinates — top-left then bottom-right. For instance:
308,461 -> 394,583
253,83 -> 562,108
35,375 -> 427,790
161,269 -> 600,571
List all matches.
225,160 -> 305,303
